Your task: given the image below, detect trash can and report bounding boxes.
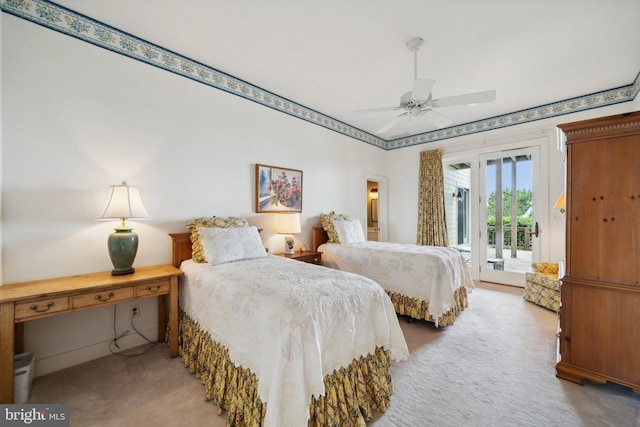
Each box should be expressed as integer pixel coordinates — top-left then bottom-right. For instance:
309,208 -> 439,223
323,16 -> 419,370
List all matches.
14,352 -> 35,404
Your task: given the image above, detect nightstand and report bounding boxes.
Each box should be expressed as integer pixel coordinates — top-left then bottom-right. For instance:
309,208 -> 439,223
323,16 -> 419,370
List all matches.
275,250 -> 322,265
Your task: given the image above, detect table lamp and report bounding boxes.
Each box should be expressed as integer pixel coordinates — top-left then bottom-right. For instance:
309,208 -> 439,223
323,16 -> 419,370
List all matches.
97,181 -> 149,275
278,212 -> 301,254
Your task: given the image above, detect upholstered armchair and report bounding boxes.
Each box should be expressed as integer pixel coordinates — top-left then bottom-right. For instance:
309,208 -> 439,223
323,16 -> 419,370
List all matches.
523,262 -> 561,312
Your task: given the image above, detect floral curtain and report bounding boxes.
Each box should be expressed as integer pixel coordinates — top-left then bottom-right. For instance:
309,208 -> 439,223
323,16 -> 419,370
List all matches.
417,149 -> 448,246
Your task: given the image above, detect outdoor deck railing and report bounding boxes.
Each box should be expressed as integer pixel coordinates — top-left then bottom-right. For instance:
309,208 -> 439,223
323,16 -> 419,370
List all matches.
487,226 -> 531,250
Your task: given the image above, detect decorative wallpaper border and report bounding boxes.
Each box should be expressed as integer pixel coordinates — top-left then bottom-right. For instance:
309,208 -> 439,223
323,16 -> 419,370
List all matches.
385,73 -> 640,150
2,0 -> 639,151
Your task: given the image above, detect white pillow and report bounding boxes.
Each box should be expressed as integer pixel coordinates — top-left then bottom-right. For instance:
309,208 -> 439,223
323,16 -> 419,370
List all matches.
332,218 -> 365,244
198,226 -> 267,265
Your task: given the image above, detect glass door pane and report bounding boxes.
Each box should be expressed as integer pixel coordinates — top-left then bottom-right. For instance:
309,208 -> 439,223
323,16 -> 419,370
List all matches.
480,147 -> 540,285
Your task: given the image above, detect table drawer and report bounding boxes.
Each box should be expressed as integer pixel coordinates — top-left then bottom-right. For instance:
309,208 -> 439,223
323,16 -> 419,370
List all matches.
297,254 -> 322,265
73,287 -> 134,309
136,280 -> 170,297
15,296 -> 70,320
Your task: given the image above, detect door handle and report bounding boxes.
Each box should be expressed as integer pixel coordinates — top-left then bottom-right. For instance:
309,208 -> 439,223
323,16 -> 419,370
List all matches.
529,222 -> 539,238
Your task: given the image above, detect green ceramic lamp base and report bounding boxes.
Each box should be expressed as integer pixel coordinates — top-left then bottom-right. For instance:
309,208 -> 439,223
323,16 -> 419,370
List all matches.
108,226 -> 139,276
111,267 -> 135,276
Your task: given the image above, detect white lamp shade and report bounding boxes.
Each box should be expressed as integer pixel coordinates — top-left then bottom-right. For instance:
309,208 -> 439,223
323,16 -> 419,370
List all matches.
277,212 -> 301,234
98,181 -> 150,220
553,193 -> 565,210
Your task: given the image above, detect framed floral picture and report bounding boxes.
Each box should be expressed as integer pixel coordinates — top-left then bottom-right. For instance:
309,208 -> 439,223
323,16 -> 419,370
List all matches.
255,164 -> 303,213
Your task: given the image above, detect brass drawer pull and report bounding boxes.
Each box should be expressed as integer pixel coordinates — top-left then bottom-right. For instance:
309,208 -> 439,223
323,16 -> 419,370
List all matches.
146,285 -> 161,292
30,301 -> 55,313
95,292 -> 115,302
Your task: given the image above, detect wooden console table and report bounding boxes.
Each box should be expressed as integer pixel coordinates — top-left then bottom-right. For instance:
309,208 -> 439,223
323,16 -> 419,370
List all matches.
0,264 -> 183,403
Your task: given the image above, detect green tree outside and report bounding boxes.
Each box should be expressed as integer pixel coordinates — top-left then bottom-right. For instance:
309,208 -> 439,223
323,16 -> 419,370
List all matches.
486,189 -> 532,227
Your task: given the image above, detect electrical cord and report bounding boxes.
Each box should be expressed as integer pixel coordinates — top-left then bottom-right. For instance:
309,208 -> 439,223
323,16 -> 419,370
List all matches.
110,305 -> 129,350
131,317 -> 157,345
109,304 -> 157,357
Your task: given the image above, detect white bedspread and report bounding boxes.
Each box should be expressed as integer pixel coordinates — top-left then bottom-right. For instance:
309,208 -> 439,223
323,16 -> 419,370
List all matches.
180,256 -> 408,427
319,241 -> 474,325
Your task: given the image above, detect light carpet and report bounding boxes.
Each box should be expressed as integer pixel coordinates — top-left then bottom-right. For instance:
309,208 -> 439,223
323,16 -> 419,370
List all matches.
29,282 -> 640,426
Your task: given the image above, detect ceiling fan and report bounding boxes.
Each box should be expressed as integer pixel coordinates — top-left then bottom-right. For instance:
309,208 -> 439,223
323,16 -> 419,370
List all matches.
358,37 -> 496,135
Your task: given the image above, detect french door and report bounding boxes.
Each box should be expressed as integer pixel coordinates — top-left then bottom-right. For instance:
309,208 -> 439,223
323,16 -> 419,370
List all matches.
479,146 -> 541,285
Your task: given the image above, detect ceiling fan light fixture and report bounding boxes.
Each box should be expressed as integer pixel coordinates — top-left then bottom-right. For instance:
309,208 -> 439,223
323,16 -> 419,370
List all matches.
410,106 -> 423,116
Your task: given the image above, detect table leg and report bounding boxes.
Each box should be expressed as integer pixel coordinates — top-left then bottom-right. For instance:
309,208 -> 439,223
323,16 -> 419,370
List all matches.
15,323 -> 24,354
169,276 -> 178,358
157,295 -> 166,344
0,302 -> 15,403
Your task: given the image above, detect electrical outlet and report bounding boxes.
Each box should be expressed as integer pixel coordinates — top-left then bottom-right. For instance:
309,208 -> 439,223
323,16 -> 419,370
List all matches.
132,305 -> 140,317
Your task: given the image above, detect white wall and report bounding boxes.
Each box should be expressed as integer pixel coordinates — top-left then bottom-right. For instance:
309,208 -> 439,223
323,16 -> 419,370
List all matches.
2,16 -> 387,375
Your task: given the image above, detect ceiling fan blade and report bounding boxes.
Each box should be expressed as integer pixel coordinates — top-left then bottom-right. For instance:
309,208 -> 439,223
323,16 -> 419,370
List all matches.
411,79 -> 435,101
421,109 -> 453,128
432,90 -> 496,108
375,113 -> 407,134
354,106 -> 402,113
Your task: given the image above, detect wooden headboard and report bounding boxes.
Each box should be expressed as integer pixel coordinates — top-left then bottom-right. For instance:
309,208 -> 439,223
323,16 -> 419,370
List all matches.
312,226 -> 329,252
169,232 -> 192,268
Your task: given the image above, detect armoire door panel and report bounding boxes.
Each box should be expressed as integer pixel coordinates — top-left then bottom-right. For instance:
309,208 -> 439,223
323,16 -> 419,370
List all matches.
567,141 -> 603,280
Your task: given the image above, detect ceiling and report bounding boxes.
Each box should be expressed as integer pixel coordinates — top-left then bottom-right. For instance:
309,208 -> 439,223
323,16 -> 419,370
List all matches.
38,1 -> 640,143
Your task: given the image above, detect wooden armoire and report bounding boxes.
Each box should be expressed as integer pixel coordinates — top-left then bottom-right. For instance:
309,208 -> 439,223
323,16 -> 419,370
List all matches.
556,111 -> 640,395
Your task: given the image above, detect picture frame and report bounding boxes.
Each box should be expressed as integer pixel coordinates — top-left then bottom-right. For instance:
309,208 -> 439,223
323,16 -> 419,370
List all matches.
255,164 -> 303,213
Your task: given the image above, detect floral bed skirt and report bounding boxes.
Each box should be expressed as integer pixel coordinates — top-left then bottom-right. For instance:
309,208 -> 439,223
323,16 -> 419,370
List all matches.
388,286 -> 469,327
177,312 -> 394,426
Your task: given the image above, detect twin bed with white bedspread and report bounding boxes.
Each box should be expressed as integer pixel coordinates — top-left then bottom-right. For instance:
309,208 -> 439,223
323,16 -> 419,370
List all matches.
313,215 -> 473,326
170,218 -> 409,427
317,240 -> 474,326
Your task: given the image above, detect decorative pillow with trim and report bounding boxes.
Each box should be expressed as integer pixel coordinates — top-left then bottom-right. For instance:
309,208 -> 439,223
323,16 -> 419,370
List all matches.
333,218 -> 366,244
199,226 -> 267,265
186,216 -> 250,263
532,262 -> 559,276
320,211 -> 351,243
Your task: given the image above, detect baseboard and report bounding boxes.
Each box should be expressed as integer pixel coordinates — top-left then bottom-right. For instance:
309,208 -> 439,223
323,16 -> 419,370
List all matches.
33,326 -> 158,377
